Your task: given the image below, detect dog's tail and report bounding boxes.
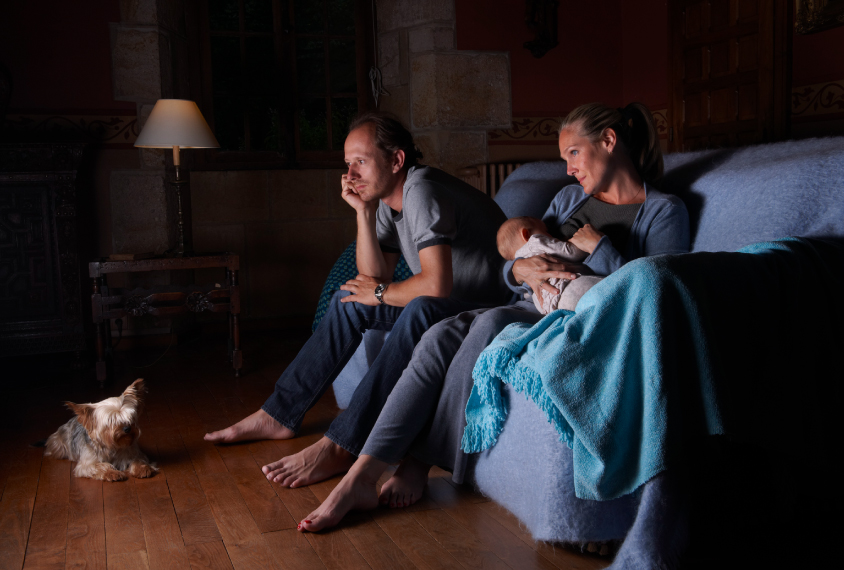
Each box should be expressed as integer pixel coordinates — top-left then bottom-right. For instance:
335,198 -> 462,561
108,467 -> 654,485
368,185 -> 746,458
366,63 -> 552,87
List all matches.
30,439 -> 47,448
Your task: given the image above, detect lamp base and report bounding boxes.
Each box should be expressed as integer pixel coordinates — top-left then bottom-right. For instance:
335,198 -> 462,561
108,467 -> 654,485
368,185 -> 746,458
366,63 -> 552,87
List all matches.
170,171 -> 191,257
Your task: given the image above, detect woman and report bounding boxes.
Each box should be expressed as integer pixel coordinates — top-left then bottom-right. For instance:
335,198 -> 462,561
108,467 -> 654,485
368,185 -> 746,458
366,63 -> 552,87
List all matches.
297,102 -> 691,532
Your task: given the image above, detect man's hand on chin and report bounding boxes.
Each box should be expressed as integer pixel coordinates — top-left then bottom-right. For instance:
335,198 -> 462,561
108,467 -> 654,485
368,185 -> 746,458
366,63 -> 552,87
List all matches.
340,274 -> 382,306
341,174 -> 378,215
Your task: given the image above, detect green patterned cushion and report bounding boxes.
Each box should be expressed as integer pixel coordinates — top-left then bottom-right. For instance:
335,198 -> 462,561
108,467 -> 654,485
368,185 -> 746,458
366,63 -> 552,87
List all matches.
312,241 -> 413,332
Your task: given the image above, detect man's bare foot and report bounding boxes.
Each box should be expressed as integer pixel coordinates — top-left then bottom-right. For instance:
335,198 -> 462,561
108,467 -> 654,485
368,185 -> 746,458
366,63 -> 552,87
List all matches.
298,456 -> 387,532
262,436 -> 355,488
379,455 -> 431,508
203,409 -> 294,444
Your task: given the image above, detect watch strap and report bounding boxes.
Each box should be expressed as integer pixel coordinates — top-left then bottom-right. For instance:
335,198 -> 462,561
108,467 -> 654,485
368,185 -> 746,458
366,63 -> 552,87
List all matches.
374,283 -> 388,305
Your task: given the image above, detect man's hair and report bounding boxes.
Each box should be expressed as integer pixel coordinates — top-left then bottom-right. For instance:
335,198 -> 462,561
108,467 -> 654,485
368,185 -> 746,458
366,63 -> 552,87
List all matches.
497,216 -> 547,259
348,112 -> 423,168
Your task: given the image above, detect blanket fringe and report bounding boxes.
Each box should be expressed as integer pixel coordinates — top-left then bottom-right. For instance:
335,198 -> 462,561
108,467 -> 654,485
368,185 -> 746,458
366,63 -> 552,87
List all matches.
462,348 -> 511,453
505,359 -> 575,449
464,346 -> 575,453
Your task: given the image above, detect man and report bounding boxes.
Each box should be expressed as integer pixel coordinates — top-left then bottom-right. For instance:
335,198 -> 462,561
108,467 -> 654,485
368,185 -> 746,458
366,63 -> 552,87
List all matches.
205,112 -> 509,487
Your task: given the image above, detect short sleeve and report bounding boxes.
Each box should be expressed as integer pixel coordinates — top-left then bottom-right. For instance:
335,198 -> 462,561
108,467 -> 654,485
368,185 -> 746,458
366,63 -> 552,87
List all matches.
403,182 -> 456,251
375,202 -> 401,253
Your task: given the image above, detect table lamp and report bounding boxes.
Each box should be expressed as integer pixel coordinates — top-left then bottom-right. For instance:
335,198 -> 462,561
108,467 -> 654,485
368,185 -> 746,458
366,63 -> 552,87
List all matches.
134,99 -> 219,256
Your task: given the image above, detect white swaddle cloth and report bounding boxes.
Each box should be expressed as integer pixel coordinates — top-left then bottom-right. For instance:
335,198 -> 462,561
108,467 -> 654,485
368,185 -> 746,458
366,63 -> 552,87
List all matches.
514,234 -> 603,313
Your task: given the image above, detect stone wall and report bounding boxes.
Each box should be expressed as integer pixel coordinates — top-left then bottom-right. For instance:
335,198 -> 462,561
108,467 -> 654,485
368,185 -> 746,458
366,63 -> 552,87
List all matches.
191,169 -> 356,320
107,0 -> 194,335
109,0 -> 189,255
376,0 -> 512,175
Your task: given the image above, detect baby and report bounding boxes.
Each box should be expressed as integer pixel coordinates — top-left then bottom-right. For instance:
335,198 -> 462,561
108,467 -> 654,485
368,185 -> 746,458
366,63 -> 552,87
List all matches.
497,216 -> 603,314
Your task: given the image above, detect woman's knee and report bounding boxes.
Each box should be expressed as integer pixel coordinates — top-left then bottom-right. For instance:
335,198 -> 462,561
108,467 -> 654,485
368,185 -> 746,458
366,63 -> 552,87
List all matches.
471,306 -> 535,336
409,311 -> 476,360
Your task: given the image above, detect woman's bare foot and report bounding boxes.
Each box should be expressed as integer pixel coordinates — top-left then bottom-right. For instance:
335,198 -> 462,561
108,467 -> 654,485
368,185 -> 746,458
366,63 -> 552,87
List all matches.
379,455 -> 431,508
298,456 -> 388,532
203,409 -> 294,444
262,436 -> 355,488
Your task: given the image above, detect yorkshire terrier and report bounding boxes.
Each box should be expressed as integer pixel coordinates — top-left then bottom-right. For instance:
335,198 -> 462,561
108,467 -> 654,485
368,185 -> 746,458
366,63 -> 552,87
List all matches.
44,378 -> 158,481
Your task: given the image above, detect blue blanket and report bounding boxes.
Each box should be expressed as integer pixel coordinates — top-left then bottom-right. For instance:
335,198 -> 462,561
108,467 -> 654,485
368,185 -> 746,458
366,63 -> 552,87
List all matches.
464,237 -> 844,501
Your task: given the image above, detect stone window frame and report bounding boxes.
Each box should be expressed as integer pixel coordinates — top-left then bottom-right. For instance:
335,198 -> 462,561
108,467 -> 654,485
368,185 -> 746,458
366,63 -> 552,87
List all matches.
187,0 -> 375,170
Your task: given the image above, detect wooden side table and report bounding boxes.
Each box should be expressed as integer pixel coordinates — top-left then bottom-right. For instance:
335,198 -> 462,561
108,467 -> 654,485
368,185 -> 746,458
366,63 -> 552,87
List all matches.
89,253 -> 241,387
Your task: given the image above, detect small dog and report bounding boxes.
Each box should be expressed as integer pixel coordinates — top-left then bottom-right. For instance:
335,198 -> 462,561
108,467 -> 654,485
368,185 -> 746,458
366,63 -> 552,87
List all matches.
44,378 -> 159,481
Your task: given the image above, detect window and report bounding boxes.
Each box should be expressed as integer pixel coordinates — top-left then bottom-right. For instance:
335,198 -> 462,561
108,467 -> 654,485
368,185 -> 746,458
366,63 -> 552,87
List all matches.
191,0 -> 374,168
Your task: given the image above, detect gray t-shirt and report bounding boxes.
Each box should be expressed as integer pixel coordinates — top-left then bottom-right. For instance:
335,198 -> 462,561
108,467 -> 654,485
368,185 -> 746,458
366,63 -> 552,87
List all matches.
376,165 -> 509,304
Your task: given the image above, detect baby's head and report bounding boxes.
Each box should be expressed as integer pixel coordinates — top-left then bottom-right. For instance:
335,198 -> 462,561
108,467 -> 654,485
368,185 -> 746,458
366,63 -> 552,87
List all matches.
497,216 -> 549,260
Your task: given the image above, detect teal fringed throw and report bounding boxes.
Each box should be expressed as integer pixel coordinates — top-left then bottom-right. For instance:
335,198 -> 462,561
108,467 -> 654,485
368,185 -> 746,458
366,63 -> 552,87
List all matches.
465,238 -> 828,501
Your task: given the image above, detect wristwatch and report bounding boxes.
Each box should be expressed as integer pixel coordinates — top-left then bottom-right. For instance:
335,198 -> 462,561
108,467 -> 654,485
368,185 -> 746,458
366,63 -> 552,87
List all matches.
374,283 -> 389,305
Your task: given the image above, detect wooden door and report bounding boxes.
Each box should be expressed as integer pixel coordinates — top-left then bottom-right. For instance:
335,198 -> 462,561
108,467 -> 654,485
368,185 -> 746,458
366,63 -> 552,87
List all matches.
668,0 -> 791,151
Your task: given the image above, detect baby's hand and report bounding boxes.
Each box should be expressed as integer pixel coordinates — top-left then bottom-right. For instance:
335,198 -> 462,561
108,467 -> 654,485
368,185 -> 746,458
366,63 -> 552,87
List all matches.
569,224 -> 603,254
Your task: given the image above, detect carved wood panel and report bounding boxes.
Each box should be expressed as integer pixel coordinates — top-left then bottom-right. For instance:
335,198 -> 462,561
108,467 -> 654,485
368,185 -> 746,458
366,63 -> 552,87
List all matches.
0,143 -> 87,357
668,0 -> 791,151
0,184 -> 57,318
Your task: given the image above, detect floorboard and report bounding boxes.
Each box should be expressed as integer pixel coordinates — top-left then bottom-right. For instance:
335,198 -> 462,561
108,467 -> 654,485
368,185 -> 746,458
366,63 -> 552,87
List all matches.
0,447 -> 44,570
215,439 -> 295,533
185,541 -> 235,570
262,530 -> 326,570
426,479 -> 559,570
23,457 -> 70,569
372,508 -> 465,570
340,514 -> 418,570
2,330 -> 613,570
102,475 -> 147,559
134,477 -> 191,569
107,551 -> 150,570
65,476 -> 107,570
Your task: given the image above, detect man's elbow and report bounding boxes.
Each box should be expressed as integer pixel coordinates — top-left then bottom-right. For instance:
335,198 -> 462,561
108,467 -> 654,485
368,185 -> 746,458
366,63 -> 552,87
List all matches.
424,280 -> 452,299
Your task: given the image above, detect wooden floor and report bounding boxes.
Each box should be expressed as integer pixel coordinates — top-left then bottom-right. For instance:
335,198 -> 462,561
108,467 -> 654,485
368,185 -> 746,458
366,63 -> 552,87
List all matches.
0,329 -> 610,570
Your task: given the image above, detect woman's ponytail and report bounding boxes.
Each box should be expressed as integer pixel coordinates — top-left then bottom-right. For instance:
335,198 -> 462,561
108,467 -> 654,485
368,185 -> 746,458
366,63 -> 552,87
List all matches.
621,103 -> 663,188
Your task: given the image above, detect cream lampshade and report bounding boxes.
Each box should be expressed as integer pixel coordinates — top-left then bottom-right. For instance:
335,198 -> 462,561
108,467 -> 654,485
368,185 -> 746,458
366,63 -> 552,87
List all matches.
135,99 -> 218,148
134,99 -> 219,255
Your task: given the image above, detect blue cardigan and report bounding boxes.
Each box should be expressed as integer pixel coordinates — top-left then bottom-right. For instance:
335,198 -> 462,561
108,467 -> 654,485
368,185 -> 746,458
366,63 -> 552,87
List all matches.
503,183 -> 691,291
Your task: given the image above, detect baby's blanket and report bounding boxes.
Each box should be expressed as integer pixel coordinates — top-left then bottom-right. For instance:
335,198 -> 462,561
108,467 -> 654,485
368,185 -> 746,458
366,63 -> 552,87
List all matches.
464,237 -> 844,501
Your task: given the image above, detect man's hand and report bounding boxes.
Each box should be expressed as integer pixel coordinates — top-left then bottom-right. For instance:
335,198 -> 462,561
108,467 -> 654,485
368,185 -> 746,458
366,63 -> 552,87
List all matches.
341,174 -> 377,215
340,274 -> 382,306
569,224 -> 604,254
512,255 -> 583,298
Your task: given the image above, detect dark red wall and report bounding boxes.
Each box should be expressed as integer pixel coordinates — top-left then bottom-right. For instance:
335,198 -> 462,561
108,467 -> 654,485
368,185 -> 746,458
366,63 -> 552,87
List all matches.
621,0 -> 669,110
456,0 -> 624,116
0,0 -> 134,112
457,0 -> 844,118
792,25 -> 844,85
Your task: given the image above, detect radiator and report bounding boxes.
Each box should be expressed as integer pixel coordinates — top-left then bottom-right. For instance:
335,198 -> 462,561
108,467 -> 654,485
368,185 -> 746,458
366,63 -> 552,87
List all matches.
457,162 -> 523,198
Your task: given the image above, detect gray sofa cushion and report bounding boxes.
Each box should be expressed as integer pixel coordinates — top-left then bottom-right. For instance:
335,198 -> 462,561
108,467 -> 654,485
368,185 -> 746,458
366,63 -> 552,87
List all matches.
667,138 -> 844,252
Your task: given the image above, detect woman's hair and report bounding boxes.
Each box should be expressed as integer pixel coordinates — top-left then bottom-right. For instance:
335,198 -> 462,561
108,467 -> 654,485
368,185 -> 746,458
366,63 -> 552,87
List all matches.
559,102 -> 663,187
348,112 -> 423,168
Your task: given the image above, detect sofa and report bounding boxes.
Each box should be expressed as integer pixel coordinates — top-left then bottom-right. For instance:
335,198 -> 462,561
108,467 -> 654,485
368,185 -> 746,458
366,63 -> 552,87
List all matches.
327,136 -> 844,568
